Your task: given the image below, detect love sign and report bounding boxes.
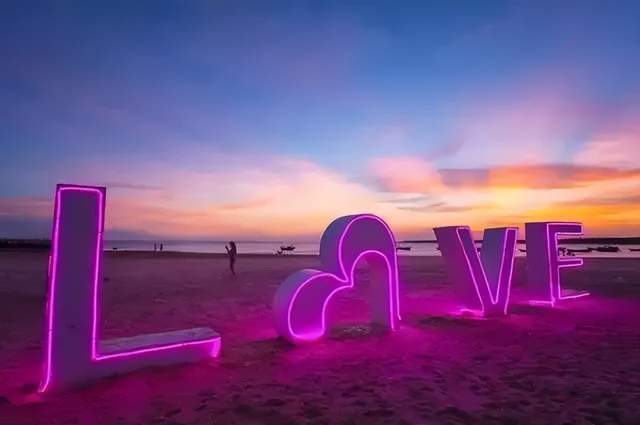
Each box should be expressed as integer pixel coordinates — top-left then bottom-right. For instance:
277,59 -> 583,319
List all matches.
37,183 -> 588,392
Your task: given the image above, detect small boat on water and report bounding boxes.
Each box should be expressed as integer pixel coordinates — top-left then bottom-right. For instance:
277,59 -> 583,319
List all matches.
594,245 -> 620,253
276,244 -> 296,255
396,246 -> 411,251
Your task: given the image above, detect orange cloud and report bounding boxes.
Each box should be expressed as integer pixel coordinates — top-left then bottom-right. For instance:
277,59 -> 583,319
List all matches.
97,156 -> 387,239
368,152 -> 640,237
525,203 -> 640,236
3,148 -> 640,240
440,165 -> 640,189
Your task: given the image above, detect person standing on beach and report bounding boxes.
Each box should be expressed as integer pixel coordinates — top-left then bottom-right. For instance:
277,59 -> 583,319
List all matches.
225,241 -> 237,276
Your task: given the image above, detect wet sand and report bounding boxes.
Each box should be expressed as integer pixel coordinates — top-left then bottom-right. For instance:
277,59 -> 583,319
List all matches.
0,251 -> 639,424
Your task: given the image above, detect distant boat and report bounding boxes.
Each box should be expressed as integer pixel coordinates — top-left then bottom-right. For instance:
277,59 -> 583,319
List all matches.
277,244 -> 296,255
567,247 -> 592,254
433,245 -> 478,252
0,239 -> 51,250
395,246 -> 411,251
594,245 -> 620,253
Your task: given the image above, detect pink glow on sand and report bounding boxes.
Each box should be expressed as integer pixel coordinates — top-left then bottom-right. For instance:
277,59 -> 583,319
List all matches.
39,185 -> 220,393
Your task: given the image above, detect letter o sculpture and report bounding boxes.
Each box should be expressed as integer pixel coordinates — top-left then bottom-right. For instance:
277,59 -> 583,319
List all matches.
273,214 -> 401,345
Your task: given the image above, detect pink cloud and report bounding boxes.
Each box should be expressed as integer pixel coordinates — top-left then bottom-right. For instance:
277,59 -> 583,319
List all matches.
370,156 -> 442,193
2,154 -> 384,239
447,72 -> 598,166
574,118 -> 640,168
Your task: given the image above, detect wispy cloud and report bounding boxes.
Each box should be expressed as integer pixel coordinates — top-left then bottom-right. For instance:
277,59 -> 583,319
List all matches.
98,182 -> 166,192
370,156 -> 442,193
1,153 -> 387,239
439,165 -> 640,189
0,197 -> 51,217
399,202 -> 495,214
574,117 -> 640,168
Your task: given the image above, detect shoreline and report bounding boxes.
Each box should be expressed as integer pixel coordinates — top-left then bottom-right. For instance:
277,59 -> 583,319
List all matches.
4,247 -> 640,260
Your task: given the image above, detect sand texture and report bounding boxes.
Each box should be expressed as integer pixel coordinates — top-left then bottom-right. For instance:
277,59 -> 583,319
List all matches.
0,251 -> 639,424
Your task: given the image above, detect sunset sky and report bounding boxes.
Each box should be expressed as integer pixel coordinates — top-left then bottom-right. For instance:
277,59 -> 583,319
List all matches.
1,1 -> 639,240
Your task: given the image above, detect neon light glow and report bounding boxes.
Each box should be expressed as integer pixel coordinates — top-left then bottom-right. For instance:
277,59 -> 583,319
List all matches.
273,214 -> 401,345
525,222 -> 589,307
434,226 -> 518,317
40,184 -> 221,392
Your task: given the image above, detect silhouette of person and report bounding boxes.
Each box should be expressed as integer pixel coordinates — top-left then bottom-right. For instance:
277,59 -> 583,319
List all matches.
160,243 -> 163,252
225,241 -> 237,276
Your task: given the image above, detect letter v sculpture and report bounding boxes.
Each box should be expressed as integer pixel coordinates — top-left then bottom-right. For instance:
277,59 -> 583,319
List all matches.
434,226 -> 518,317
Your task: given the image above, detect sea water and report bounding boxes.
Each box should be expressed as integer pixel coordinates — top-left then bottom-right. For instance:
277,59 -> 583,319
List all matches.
103,240 -> 640,258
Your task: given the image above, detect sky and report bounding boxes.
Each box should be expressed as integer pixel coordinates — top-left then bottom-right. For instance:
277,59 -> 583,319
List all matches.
1,0 -> 640,240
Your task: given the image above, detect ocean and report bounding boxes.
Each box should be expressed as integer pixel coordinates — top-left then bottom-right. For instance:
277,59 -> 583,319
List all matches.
103,240 -> 640,258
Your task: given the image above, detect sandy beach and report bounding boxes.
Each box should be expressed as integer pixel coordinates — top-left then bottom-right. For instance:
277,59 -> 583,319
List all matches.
0,251 -> 639,424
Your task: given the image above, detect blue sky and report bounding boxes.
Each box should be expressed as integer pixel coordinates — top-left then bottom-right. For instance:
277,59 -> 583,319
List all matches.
1,1 -> 640,239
